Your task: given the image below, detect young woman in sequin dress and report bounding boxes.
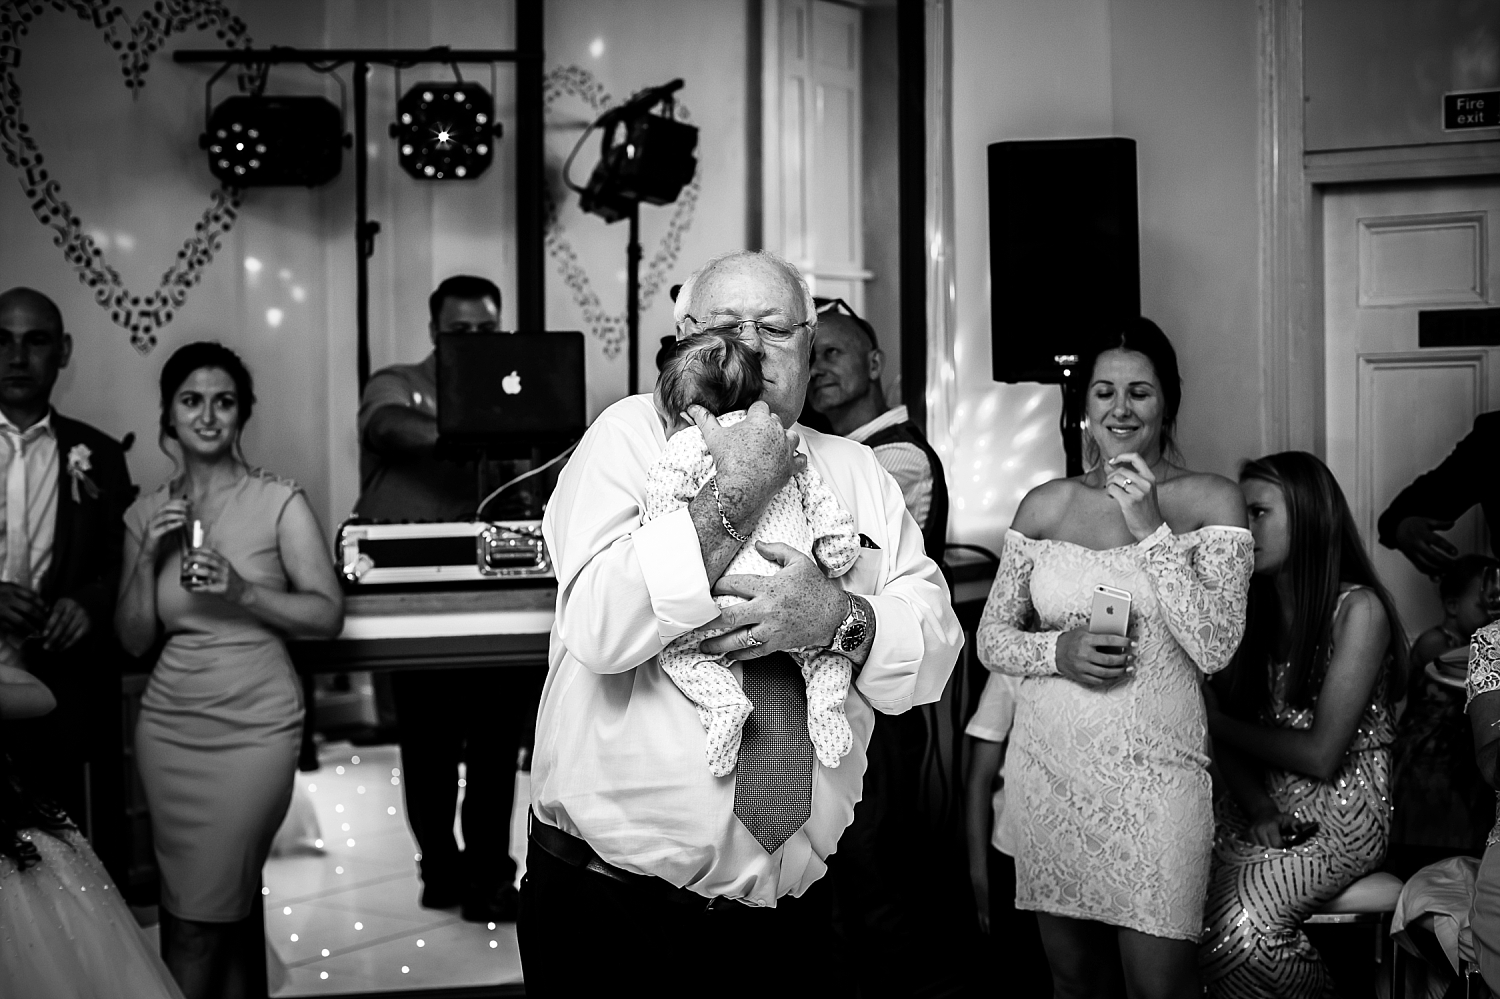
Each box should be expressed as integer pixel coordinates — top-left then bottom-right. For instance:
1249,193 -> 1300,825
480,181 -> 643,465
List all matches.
978,319 -> 1253,999
1201,452 -> 1405,999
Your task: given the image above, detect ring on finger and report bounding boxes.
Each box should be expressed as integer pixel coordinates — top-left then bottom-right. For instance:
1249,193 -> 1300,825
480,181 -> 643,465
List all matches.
1122,476 -> 1133,486
743,631 -> 763,649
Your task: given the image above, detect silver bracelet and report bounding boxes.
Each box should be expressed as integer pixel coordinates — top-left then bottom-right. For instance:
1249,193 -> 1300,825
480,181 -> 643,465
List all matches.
708,476 -> 750,544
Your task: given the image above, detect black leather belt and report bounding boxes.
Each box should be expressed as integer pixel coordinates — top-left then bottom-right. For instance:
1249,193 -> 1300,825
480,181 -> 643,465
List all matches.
528,813 -> 743,913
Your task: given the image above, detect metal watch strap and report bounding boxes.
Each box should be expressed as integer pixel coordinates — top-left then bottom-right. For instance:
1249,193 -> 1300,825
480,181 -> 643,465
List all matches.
709,476 -> 750,544
830,592 -> 867,653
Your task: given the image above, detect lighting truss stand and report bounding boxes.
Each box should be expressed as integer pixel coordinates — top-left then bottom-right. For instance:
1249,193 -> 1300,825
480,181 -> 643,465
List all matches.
627,201 -> 642,395
175,33 -> 545,394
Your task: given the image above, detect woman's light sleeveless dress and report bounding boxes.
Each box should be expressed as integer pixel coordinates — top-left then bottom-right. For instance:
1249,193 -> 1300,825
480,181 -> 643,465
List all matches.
1201,586 -> 1394,999
978,523 -> 1253,940
130,471 -> 306,922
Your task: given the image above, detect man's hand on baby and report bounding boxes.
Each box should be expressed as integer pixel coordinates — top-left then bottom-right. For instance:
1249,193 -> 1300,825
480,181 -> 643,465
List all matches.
701,542 -> 847,661
689,402 -> 804,525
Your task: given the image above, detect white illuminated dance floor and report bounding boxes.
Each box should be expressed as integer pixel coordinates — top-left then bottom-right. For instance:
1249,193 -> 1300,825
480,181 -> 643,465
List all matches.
263,741 -> 525,995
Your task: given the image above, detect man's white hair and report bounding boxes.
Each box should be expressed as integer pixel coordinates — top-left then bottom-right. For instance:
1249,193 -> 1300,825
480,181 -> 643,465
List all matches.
671,249 -> 817,338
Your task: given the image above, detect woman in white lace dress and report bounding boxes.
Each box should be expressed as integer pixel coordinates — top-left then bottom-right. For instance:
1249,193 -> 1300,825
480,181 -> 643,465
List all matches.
1200,452 -> 1404,998
978,319 -> 1253,999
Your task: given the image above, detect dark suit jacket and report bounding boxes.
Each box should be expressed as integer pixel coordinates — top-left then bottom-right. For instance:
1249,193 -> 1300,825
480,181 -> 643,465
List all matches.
16,412 -> 134,755
1377,411 -> 1500,558
862,419 -> 950,560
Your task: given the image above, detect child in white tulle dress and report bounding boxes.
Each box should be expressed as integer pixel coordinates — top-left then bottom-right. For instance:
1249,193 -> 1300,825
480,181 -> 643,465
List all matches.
646,332 -> 861,776
0,664 -> 185,999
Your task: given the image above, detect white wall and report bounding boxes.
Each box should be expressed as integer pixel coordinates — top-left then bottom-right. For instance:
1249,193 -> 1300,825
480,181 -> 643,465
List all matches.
542,0 -> 753,416
946,0 -> 1262,553
1111,0 -> 1261,481
947,0 -> 1114,553
0,0 -> 339,521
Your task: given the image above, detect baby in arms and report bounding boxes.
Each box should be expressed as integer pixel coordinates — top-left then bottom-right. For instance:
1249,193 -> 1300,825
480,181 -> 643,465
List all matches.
644,332 -> 862,776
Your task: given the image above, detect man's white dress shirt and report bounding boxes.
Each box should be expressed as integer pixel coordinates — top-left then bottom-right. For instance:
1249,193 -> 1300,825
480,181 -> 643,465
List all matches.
846,404 -> 933,529
534,395 -> 962,906
0,409 -> 58,589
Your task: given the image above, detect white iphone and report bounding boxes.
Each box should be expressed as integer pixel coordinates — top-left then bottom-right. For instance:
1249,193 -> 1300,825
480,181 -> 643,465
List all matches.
1088,584 -> 1132,641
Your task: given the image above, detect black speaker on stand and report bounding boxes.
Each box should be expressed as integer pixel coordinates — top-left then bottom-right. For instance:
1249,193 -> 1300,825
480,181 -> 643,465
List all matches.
988,137 -> 1140,476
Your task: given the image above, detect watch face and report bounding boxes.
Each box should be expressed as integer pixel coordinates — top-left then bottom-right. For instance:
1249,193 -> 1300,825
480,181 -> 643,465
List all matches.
839,622 -> 867,652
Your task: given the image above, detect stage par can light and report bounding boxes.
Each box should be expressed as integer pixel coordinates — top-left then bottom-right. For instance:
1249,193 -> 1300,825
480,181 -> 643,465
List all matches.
580,113 -> 698,223
200,96 -> 346,188
391,83 -> 500,181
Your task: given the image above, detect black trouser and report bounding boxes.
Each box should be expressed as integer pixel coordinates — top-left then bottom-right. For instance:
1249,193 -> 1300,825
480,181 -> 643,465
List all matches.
518,830 -> 844,997
393,665 -> 543,898
828,710 -> 919,993
829,708 -> 978,997
982,847 -> 1053,997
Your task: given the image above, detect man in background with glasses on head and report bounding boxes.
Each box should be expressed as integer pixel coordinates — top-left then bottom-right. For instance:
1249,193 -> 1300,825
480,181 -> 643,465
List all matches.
522,249 -> 961,996
807,298 -> 948,557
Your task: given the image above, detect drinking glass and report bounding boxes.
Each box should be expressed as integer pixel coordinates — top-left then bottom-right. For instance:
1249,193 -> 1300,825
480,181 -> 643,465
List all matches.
180,518 -> 205,589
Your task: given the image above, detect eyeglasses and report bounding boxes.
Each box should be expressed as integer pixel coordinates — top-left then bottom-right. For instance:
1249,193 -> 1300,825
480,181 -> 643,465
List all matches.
814,297 -> 878,349
679,313 -> 814,344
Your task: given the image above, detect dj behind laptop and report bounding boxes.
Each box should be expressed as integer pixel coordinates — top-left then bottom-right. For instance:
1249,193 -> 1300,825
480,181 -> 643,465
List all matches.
342,330 -> 586,587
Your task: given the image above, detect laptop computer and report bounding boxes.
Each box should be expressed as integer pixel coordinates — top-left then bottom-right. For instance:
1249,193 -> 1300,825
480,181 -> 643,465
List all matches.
436,331 -> 587,458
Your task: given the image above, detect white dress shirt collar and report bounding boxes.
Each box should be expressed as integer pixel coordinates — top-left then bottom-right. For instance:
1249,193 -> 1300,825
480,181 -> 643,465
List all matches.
0,407 -> 55,440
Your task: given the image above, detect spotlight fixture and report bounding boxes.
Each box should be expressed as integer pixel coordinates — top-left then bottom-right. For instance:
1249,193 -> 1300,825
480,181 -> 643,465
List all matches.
572,80 -> 698,224
199,95 -> 347,187
391,83 -> 501,180
561,79 -> 699,395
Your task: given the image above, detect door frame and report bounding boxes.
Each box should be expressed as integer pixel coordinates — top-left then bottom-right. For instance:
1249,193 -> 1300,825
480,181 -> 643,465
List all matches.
1259,0 -> 1500,459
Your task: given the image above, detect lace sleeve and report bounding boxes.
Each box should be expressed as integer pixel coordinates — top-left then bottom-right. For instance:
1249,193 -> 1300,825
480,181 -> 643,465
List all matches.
1135,524 -> 1253,675
1468,622 -> 1500,707
976,531 -> 1061,677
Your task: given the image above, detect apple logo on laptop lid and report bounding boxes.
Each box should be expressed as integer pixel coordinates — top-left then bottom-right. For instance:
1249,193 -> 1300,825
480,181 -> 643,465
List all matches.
501,370 -> 522,395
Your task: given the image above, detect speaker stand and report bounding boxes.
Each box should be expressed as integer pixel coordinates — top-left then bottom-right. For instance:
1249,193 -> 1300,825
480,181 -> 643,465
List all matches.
1060,381 -> 1085,478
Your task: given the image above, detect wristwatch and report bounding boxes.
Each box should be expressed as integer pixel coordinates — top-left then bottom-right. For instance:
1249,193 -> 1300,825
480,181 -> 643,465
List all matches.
829,593 -> 869,655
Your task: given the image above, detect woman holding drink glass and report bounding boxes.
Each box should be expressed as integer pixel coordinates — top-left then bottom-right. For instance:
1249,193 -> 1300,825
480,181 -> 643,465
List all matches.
116,342 -> 343,999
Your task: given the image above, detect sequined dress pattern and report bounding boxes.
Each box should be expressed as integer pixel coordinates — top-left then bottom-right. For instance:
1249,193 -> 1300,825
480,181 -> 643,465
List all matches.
1200,588 -> 1394,999
1465,622 -> 1500,847
977,523 -> 1253,940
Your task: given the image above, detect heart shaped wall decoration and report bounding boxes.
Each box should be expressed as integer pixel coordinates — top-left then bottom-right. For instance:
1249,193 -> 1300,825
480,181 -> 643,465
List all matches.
543,65 -> 699,359
0,0 -> 253,353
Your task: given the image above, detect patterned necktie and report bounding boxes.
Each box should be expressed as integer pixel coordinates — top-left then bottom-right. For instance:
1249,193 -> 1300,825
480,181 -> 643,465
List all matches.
2,426 -> 32,589
733,651 -> 815,854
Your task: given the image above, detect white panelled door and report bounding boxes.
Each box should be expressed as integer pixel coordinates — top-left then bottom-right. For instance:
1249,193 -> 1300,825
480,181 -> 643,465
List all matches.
772,0 -> 870,307
1324,179 -> 1500,635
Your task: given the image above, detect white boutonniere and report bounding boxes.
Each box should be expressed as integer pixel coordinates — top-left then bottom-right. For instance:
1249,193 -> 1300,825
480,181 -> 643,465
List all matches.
67,444 -> 99,503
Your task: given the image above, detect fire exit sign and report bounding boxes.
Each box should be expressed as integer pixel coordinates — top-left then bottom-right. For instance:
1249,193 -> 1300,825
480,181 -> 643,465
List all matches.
1445,90 -> 1500,131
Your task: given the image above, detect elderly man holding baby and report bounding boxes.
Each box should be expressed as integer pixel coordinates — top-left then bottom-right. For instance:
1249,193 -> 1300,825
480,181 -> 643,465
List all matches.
519,249 -> 961,996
